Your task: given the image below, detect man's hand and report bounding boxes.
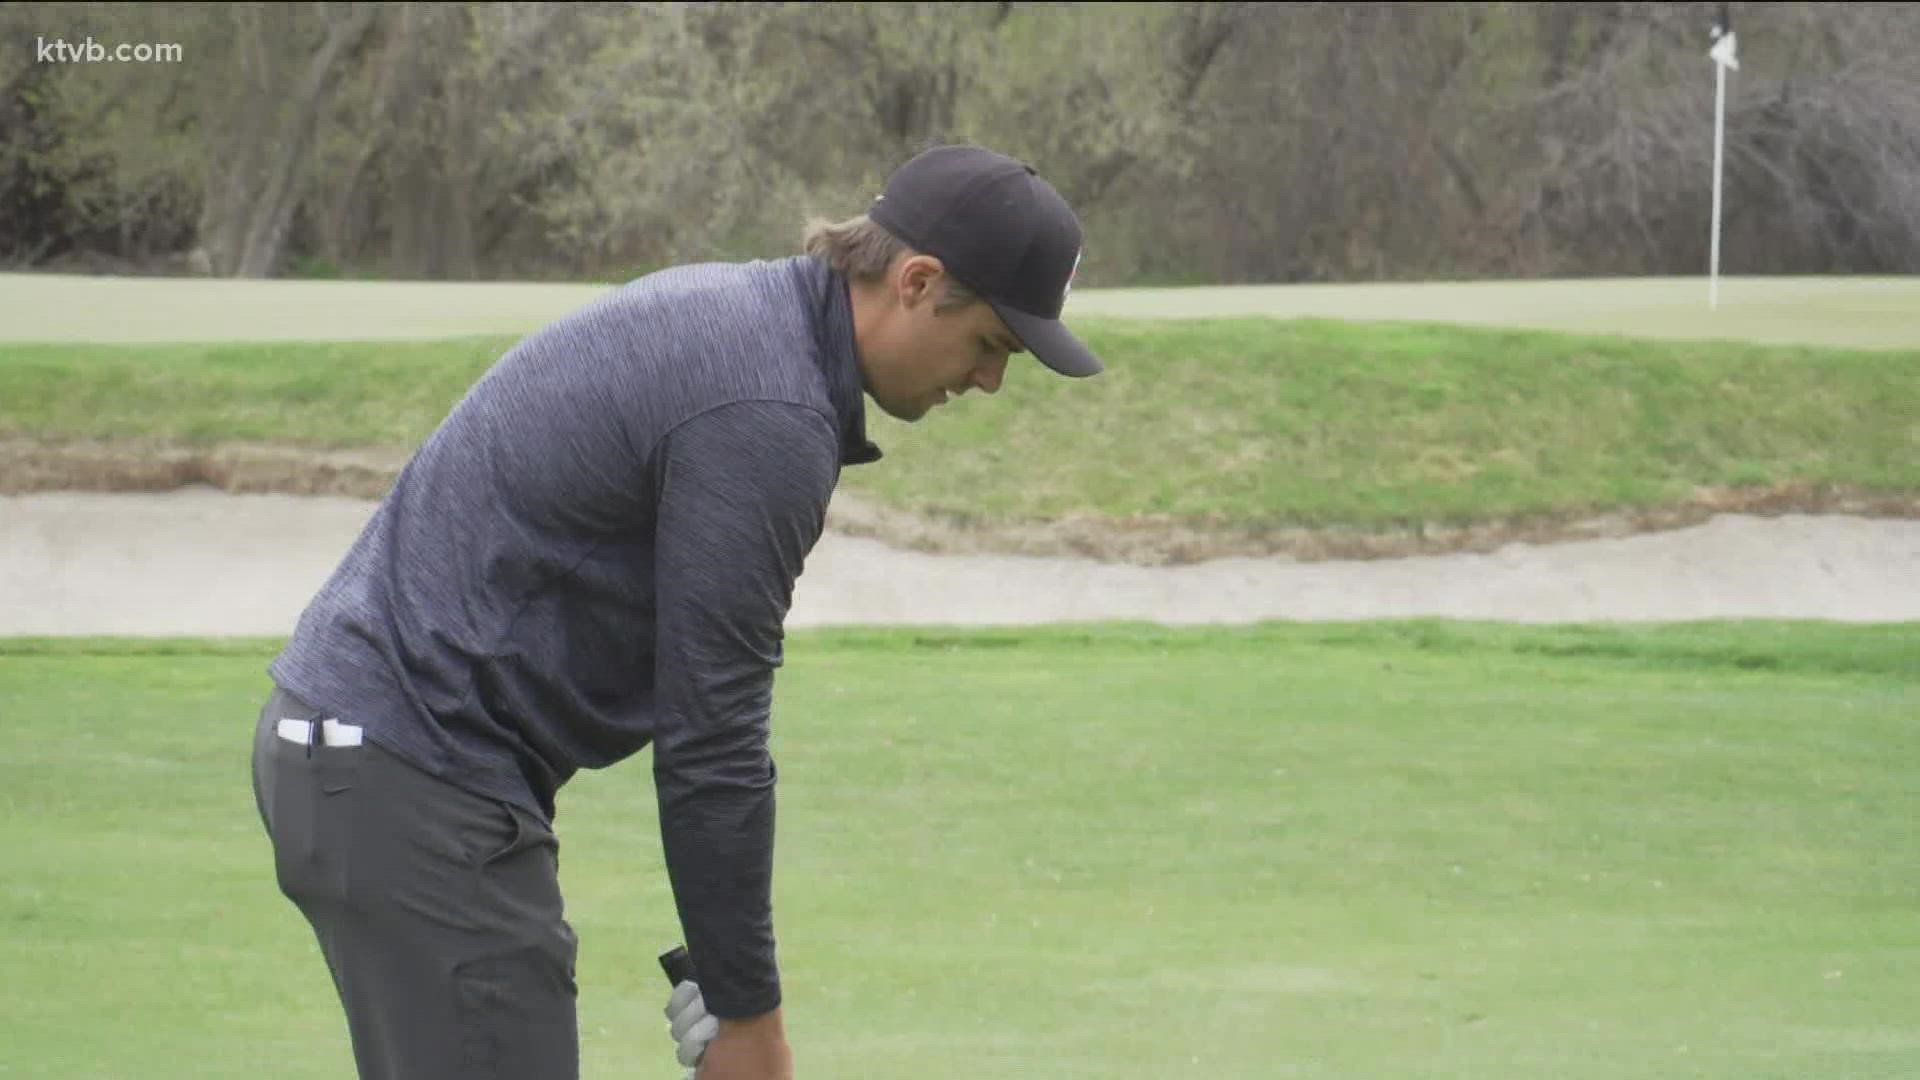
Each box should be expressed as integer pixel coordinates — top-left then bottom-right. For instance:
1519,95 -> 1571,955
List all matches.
665,979 -> 718,1074
694,1010 -> 792,1080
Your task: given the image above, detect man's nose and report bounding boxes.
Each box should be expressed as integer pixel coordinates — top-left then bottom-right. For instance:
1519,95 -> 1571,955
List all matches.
973,355 -> 1008,394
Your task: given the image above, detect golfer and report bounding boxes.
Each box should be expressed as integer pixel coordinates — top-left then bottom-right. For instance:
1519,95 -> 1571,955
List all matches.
249,144 -> 1103,1080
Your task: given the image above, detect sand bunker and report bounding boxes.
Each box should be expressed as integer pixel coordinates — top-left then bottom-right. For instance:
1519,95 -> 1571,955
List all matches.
1,489 -> 1913,636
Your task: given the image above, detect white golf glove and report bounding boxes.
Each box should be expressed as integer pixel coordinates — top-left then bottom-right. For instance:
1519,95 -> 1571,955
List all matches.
665,977 -> 718,1077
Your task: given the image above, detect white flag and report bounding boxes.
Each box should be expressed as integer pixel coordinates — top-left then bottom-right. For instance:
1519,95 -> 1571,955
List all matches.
1706,3 -> 1736,309
1709,5 -> 1738,70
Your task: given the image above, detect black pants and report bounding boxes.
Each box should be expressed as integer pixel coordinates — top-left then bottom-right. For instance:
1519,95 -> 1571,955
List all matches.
252,687 -> 579,1079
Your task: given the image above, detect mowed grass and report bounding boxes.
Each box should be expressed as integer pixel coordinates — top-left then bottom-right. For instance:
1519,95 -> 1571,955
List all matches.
5,276 -> 1917,350
2,623 -> 1916,1079
0,337 -> 509,449
1,319 -> 1915,529
864,320 -> 1917,527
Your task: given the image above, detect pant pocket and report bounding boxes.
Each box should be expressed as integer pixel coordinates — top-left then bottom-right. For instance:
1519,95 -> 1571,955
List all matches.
454,947 -> 579,1080
476,800 -> 527,867
266,731 -> 363,906
474,799 -> 558,870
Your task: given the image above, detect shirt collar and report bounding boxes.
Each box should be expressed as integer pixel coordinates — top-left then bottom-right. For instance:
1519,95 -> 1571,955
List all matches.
794,255 -> 883,467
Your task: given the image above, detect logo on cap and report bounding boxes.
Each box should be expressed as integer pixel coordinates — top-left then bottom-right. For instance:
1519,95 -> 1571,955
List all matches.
1063,250 -> 1082,306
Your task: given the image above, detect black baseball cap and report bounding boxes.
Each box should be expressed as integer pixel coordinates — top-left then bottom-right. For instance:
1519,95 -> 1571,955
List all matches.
868,145 -> 1103,378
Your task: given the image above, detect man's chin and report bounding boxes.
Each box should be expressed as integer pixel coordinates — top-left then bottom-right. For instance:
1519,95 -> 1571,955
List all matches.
878,397 -> 933,423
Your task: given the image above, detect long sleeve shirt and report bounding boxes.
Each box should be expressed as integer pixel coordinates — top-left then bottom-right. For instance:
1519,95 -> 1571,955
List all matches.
268,254 -> 882,1018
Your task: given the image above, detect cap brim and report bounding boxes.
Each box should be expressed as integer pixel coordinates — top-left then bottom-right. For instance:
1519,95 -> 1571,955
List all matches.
990,301 -> 1104,378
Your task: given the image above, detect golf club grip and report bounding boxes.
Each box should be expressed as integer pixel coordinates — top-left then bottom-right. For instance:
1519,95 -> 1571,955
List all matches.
659,944 -> 695,987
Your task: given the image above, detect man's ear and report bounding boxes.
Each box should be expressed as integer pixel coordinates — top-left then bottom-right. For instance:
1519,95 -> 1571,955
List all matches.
896,254 -> 945,310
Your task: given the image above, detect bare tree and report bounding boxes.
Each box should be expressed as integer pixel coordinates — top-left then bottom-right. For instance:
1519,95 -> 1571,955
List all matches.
7,1 -> 1917,282
223,4 -> 378,277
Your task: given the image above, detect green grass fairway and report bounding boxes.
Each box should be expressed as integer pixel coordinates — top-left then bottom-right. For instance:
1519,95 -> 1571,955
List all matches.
3,623 -> 1916,1078
3,274 -> 1917,350
3,321 -> 1914,530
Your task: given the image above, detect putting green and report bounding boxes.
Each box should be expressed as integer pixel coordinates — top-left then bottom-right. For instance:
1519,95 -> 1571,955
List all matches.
2,625 -> 1916,1078
5,272 -> 1916,349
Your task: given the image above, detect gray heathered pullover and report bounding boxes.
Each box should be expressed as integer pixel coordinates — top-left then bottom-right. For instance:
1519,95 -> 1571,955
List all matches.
267,254 -> 882,1019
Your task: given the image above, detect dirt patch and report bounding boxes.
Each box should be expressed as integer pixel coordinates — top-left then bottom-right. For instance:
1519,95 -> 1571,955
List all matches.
0,438 -> 408,500
4,437 -> 1915,565
825,487 -> 1920,564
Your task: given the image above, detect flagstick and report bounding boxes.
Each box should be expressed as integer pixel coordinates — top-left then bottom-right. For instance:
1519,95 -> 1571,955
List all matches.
1710,55 -> 1727,311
